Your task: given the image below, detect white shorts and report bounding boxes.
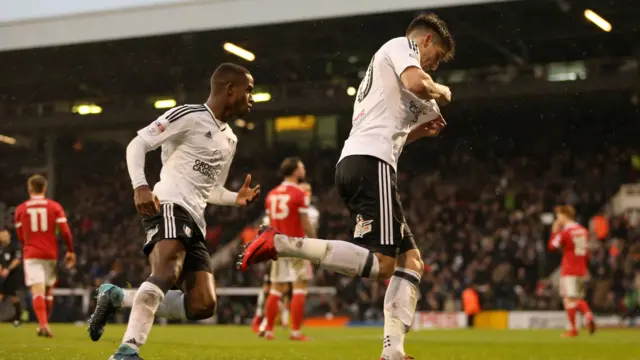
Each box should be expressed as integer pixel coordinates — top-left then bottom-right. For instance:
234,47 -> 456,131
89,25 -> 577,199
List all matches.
24,259 -> 58,287
560,276 -> 585,299
270,258 -> 313,283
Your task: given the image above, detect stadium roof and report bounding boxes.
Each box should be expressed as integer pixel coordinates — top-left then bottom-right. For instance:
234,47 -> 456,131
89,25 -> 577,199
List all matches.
0,0 -> 638,104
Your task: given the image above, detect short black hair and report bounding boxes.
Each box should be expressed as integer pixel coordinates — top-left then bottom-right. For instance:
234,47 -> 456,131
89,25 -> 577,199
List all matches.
279,156 -> 302,178
28,174 -> 48,193
210,63 -> 251,91
406,13 -> 455,62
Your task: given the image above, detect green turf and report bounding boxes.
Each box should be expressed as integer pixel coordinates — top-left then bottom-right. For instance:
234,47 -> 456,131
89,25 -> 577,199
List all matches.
0,324 -> 638,360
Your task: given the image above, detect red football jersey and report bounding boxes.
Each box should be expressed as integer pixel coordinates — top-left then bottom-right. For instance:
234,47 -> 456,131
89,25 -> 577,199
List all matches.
265,182 -> 309,238
14,196 -> 73,260
548,222 -> 589,276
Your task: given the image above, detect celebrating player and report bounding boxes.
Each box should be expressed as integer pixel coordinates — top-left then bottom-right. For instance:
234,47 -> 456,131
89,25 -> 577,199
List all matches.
261,158 -> 316,340
548,205 -> 596,337
239,13 -> 454,360
0,228 -> 23,327
87,63 -> 260,360
13,175 -> 75,337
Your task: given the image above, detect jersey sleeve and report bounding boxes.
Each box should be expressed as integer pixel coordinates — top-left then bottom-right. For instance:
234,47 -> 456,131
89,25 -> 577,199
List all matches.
137,111 -> 193,150
385,37 -> 421,77
298,192 -> 310,214
53,202 -> 68,224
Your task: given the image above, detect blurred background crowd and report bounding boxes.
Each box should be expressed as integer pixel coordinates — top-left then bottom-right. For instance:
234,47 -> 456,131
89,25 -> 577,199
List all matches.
1,0 -> 639,326
1,110 -> 639,324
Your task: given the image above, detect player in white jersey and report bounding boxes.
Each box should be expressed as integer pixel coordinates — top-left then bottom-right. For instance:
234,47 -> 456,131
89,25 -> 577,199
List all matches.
88,63 -> 261,360
239,13 -> 454,360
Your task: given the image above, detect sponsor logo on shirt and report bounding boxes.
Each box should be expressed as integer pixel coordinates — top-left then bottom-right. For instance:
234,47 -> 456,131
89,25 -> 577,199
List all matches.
192,159 -> 222,181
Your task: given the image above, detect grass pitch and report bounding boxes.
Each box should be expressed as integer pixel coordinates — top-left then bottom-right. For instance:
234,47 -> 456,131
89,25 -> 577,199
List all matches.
0,324 -> 638,360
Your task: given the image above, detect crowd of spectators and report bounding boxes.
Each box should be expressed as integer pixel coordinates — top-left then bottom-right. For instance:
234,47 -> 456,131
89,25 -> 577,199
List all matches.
1,112 -> 639,325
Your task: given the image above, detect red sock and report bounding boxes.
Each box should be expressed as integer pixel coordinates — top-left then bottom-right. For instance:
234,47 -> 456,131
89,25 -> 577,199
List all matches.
45,294 -> 54,319
32,295 -> 49,329
566,307 -> 577,331
290,290 -> 306,332
577,300 -> 593,320
264,291 -> 281,332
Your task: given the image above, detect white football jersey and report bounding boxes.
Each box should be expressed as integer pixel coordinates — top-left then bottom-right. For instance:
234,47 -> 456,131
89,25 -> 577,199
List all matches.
137,104 -> 237,236
339,37 -> 442,171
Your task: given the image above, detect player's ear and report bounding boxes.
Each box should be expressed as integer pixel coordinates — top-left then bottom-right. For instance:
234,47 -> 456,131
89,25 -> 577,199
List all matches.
424,32 -> 433,46
226,82 -> 235,98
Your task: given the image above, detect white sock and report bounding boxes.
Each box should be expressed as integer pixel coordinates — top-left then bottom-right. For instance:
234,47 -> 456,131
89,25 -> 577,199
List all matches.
121,282 -> 165,351
381,268 -> 420,360
274,235 -> 379,279
259,316 -> 267,332
122,289 -> 136,308
156,290 -> 187,320
121,289 -> 185,320
256,290 -> 266,317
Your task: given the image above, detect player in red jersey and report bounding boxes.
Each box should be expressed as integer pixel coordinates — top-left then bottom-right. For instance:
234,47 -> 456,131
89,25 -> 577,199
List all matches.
260,157 -> 316,341
548,205 -> 595,337
13,175 -> 76,337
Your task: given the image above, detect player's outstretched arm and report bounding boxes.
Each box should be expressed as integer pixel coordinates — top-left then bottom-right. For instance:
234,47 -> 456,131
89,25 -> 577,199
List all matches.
209,174 -> 260,206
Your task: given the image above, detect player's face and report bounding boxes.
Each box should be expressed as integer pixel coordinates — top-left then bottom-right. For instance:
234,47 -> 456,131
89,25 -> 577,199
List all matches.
229,74 -> 255,118
420,34 -> 447,71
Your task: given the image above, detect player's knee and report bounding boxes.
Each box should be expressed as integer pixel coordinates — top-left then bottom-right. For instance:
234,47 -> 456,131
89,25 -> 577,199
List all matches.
186,295 -> 217,320
30,284 -> 46,296
399,250 -> 424,278
407,257 -> 424,278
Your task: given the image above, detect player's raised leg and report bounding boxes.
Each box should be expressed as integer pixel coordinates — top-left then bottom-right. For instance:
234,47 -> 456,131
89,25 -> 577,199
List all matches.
239,227 -> 383,279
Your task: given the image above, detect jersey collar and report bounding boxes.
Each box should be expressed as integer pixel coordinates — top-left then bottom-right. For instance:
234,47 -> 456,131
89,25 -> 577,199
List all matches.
203,103 -> 227,131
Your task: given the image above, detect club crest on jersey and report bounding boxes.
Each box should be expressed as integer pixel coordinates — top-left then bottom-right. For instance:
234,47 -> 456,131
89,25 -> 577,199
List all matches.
354,215 -> 373,238
183,225 -> 192,238
146,225 -> 158,244
147,120 -> 166,136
